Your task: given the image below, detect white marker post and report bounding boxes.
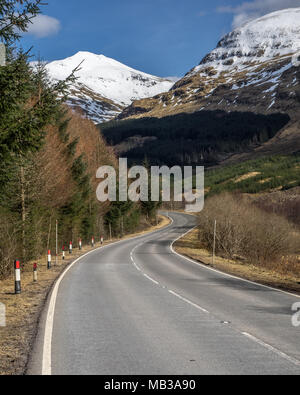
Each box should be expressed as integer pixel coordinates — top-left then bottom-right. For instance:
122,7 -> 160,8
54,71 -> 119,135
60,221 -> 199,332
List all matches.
69,241 -> 73,255
33,263 -> 38,282
0,302 -> 5,327
14,260 -> 21,294
92,237 -> 95,248
47,250 -> 51,270
79,238 -> 82,251
100,235 -> 104,245
62,246 -> 65,260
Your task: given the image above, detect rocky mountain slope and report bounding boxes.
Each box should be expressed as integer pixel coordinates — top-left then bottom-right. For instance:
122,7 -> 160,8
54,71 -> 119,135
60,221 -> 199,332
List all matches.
45,52 -> 174,123
115,8 -> 300,163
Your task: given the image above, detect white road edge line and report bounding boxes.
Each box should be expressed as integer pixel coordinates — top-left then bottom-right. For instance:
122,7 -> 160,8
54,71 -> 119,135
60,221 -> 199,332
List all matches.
168,290 -> 209,313
42,215 -> 174,376
242,332 -> 300,367
166,214 -> 300,367
168,216 -> 300,300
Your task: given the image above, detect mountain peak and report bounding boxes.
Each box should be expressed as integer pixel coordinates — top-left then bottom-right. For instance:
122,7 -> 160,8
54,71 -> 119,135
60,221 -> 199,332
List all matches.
45,51 -> 174,123
194,7 -> 300,74
116,7 -> 300,130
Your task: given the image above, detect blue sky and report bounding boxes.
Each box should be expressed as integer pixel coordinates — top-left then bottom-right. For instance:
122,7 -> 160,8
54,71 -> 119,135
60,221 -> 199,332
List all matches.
20,0 -> 300,77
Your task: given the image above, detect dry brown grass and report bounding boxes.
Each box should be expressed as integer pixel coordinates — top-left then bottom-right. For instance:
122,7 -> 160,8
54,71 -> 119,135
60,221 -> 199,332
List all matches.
0,215 -> 170,376
198,193 -> 299,266
234,172 -> 261,183
174,228 -> 300,295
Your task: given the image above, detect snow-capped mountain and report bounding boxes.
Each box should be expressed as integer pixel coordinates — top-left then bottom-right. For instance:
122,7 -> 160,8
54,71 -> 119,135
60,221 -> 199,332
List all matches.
119,8 -> 300,122
45,51 -> 174,123
193,8 -> 300,74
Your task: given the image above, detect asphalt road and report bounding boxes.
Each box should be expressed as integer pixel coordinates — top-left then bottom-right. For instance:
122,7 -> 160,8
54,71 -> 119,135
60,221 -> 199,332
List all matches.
28,212 -> 300,375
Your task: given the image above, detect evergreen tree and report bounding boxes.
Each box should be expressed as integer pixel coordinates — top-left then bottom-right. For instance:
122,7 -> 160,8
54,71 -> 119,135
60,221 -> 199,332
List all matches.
0,0 -> 42,45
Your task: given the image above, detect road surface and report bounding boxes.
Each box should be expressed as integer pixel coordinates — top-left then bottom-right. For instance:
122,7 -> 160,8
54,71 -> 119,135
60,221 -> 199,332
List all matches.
28,212 -> 300,375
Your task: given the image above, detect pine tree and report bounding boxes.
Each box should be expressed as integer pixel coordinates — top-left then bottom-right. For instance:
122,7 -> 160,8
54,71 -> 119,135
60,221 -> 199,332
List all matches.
140,157 -> 161,219
0,0 -> 42,45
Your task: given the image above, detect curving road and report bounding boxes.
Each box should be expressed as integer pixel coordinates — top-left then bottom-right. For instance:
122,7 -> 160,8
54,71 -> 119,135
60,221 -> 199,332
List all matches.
28,212 -> 300,375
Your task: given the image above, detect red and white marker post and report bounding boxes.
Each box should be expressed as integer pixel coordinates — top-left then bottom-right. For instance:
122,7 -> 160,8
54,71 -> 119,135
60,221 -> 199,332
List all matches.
62,245 -> 65,260
47,250 -> 51,270
92,237 -> 95,248
100,235 -> 104,245
14,260 -> 21,294
79,238 -> 82,251
33,263 -> 38,282
69,241 -> 73,255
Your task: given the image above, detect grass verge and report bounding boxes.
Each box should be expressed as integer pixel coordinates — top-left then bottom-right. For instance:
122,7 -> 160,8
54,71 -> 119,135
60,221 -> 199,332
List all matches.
174,227 -> 300,296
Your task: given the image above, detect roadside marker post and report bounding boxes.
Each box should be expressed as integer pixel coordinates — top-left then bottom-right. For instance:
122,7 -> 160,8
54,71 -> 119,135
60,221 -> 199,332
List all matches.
69,241 -> 73,255
62,246 -> 65,260
47,250 -> 52,270
79,238 -> 82,251
14,260 -> 21,294
92,237 -> 95,248
100,236 -> 104,245
33,263 -> 38,282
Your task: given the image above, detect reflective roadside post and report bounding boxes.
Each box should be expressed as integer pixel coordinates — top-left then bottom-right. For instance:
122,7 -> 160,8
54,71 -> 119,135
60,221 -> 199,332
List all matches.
14,260 -> 21,294
47,250 -> 51,270
33,263 -> 38,282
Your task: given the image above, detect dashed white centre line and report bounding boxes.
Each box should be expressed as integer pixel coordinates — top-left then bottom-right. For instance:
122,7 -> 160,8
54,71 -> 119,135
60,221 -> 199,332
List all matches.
144,274 -> 159,285
168,290 -> 209,314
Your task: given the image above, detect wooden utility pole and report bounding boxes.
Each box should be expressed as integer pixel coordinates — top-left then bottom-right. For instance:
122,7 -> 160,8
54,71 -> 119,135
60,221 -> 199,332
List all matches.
20,166 -> 26,263
212,220 -> 217,266
55,220 -> 58,265
121,217 -> 124,237
109,223 -> 112,240
0,43 -> 6,66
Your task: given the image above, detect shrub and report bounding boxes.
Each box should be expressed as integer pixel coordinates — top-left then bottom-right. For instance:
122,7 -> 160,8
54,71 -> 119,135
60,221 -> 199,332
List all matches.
198,193 -> 298,267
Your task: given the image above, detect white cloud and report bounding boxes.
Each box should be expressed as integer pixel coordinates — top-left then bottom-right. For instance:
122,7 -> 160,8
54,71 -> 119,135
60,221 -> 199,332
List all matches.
217,0 -> 300,28
27,15 -> 61,38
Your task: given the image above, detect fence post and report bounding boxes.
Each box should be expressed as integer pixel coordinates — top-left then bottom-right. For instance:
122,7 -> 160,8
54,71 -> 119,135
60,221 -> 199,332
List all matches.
14,260 -> 21,294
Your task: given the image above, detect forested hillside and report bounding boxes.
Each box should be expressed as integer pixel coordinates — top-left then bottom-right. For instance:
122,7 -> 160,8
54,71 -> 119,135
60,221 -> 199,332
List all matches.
101,111 -> 290,166
0,1 -> 155,279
